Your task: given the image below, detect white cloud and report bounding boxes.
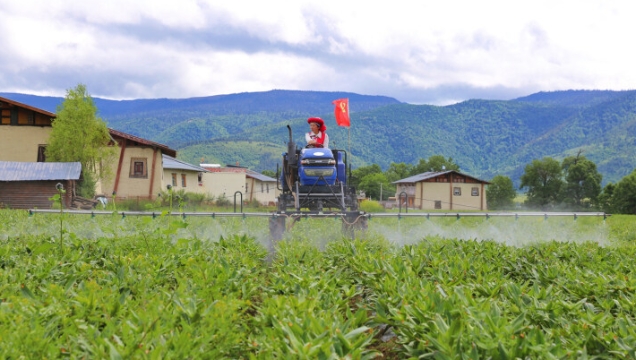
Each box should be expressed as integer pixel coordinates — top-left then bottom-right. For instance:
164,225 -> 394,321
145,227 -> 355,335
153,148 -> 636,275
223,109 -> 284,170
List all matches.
1,0 -> 636,104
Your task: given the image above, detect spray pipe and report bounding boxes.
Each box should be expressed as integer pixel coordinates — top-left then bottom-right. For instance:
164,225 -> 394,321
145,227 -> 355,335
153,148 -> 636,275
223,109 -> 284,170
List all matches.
486,213 -> 490,220
544,214 -> 548,221
456,213 -> 460,220
515,214 -> 519,221
574,214 -> 577,221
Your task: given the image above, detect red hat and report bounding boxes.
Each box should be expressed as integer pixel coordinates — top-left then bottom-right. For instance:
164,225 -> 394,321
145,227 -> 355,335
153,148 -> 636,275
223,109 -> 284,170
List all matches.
307,117 -> 326,131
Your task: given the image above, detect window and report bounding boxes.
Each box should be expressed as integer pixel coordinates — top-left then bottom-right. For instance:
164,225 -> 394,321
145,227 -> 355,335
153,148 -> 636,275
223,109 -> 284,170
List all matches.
266,184 -> 269,193
434,201 -> 442,209
37,145 -> 47,162
453,187 -> 461,196
261,183 -> 264,193
171,173 -> 177,186
27,111 -> 35,125
129,157 -> 147,178
181,174 -> 186,187
471,187 -> 479,196
198,172 -> 203,185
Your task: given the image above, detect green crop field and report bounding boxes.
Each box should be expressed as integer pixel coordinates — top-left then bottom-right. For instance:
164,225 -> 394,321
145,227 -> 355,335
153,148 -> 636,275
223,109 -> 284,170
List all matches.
1,209 -> 635,359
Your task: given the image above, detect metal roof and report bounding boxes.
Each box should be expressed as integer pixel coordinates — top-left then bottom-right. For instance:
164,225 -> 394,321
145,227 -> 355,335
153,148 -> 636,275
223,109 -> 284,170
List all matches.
246,169 -> 276,182
0,161 -> 81,181
393,170 -> 490,184
162,155 -> 209,172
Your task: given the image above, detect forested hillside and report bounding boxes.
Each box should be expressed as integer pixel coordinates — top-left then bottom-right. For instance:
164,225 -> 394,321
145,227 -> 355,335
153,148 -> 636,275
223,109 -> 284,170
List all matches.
2,89 -> 635,185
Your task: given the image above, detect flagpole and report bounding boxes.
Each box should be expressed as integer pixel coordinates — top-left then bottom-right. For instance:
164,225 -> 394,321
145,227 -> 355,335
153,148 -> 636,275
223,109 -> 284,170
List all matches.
348,126 -> 351,157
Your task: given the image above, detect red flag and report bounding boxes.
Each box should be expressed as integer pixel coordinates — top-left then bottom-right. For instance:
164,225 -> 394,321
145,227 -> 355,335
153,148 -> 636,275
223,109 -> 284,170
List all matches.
332,98 -> 350,127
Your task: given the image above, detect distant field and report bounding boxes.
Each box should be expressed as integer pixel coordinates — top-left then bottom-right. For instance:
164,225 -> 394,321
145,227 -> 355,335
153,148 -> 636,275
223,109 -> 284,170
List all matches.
1,209 -> 634,358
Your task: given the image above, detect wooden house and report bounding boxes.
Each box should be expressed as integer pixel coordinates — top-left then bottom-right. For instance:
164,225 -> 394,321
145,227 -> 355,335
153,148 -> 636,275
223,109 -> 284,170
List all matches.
393,170 -> 489,211
0,161 -> 80,209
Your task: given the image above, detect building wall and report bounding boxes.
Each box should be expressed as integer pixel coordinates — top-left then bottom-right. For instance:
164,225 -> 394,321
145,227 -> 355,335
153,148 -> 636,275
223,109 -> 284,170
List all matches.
100,147 -> 163,200
201,172 -> 245,202
0,126 -> 51,162
245,178 -> 279,205
417,182 -> 487,210
162,170 -> 207,195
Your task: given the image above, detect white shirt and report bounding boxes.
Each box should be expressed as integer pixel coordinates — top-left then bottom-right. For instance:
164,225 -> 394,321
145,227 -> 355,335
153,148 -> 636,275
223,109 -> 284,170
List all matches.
305,131 -> 329,148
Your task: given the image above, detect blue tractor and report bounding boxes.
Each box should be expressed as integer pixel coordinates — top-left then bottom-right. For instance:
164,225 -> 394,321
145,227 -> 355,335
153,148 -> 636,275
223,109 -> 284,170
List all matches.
269,125 -> 366,240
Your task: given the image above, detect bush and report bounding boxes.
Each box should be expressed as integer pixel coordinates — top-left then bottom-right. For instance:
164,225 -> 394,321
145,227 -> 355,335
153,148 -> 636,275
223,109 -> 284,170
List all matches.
215,194 -> 232,207
359,200 -> 385,213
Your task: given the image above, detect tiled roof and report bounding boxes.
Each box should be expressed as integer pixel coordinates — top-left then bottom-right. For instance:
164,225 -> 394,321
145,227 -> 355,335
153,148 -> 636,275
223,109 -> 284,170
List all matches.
108,128 -> 177,157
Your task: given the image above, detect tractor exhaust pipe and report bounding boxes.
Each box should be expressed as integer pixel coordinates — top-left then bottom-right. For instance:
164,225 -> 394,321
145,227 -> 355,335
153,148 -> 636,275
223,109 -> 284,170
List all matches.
286,125 -> 296,167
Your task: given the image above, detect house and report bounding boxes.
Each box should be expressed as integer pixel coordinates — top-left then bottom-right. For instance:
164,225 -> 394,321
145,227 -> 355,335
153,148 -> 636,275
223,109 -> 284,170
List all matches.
97,129 -> 177,201
245,170 -> 278,206
393,170 -> 489,211
0,161 -> 80,209
0,96 -> 56,162
0,96 -> 179,201
162,155 -> 209,194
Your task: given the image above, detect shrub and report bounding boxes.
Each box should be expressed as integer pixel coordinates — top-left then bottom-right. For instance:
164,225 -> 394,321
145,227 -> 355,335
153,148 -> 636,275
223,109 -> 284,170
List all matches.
359,200 -> 385,213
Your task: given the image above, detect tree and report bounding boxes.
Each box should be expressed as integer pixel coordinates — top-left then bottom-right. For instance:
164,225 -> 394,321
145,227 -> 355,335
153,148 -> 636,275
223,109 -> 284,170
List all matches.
486,175 -> 516,210
597,183 -> 616,213
519,157 -> 564,209
410,155 -> 460,175
350,164 -> 383,188
358,173 -> 393,201
46,84 -> 117,198
560,154 -> 602,208
385,162 -> 413,182
611,169 -> 636,214
261,169 -> 277,178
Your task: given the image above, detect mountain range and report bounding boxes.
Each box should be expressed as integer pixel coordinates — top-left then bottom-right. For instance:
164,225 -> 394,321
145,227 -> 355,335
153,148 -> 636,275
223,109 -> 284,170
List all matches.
2,89 -> 636,186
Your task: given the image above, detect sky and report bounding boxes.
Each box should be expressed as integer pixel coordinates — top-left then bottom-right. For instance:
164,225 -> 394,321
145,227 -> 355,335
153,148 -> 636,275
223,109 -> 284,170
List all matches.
1,1 -> 635,105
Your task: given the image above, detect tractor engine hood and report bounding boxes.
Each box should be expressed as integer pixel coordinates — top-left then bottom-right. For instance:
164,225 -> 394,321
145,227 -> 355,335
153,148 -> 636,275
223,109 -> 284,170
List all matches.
298,148 -> 337,185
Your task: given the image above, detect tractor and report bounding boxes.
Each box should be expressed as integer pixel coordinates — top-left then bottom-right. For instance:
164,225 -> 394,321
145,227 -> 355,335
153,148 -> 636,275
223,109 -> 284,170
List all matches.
269,125 -> 367,240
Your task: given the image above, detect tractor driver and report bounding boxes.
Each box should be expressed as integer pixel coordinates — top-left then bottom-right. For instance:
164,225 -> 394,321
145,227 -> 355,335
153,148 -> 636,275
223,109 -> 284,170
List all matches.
305,117 -> 329,148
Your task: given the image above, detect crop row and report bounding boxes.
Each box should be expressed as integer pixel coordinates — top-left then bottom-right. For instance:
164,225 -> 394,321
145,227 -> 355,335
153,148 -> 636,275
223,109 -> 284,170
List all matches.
0,210 -> 635,358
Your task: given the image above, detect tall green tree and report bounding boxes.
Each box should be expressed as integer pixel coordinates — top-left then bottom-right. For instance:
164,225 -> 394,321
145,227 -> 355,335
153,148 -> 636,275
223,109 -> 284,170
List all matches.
611,169 -> 636,214
597,183 -> 616,213
519,157 -> 564,209
560,154 -> 602,208
46,84 -> 117,197
350,164 -> 383,188
410,155 -> 460,175
385,162 -> 413,182
486,175 -> 516,210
